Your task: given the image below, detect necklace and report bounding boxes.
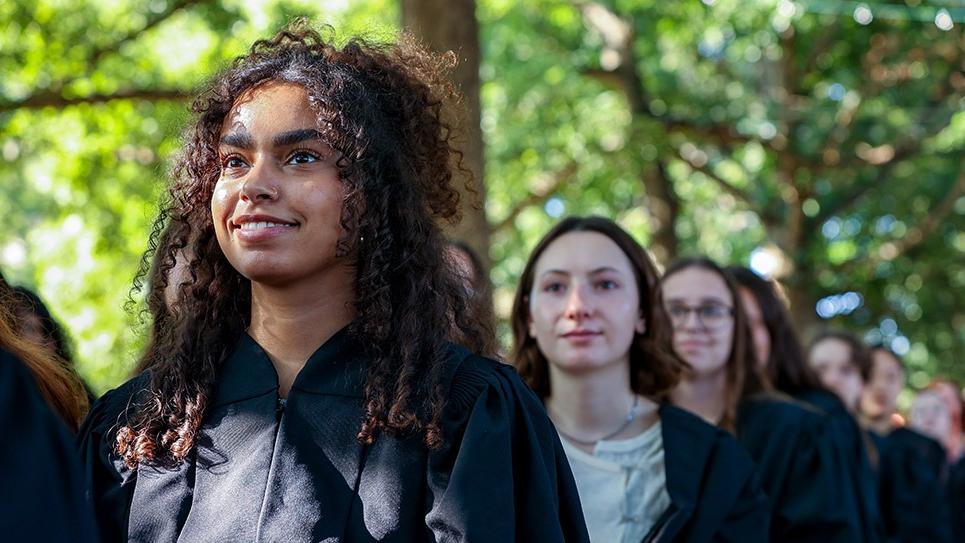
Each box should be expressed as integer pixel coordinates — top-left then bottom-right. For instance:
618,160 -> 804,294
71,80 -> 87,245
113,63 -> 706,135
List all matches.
553,395 -> 640,446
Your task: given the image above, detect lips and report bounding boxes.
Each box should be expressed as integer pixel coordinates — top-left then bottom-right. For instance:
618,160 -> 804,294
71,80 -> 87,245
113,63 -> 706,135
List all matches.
561,330 -> 602,338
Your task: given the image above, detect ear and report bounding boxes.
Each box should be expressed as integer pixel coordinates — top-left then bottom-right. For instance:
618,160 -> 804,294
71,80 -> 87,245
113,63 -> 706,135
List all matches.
635,315 -> 646,335
527,315 -> 536,338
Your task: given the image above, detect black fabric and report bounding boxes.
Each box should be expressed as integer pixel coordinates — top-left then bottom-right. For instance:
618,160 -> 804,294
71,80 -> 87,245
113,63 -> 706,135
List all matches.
871,427 -> 952,543
644,404 -> 770,543
0,348 -> 97,543
78,330 -> 589,542
737,394 -> 861,543
798,388 -> 886,543
949,455 -> 965,543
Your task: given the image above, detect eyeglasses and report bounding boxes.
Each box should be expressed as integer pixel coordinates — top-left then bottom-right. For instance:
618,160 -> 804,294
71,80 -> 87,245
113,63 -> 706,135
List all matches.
666,303 -> 734,330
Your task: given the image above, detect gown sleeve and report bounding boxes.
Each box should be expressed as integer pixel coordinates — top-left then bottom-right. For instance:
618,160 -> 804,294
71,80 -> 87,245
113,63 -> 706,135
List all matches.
424,355 -> 590,542
0,349 -> 98,543
75,372 -> 149,543
739,399 -> 860,543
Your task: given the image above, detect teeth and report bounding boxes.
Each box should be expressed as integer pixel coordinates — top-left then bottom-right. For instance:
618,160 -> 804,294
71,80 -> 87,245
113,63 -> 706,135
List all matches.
239,221 -> 290,231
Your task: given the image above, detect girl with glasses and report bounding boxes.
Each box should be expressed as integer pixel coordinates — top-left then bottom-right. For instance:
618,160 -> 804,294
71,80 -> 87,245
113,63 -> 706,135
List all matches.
512,217 -> 769,543
661,258 -> 860,542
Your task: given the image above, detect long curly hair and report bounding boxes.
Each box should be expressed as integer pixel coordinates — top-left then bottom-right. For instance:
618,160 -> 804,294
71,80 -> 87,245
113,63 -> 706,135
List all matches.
728,266 -> 825,396
0,284 -> 89,431
117,23 -> 489,469
510,216 -> 686,401
661,258 -> 770,432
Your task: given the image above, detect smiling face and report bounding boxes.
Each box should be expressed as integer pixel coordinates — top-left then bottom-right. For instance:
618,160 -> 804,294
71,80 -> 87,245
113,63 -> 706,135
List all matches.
808,337 -> 865,411
527,232 -> 644,375
661,267 -> 734,379
211,82 -> 346,287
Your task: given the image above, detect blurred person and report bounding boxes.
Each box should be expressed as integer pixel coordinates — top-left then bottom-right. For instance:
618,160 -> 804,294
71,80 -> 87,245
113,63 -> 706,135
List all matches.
807,330 -> 870,413
909,389 -> 953,447
863,346 -> 952,543
662,258 -> 859,542
512,217 -> 769,542
444,239 -> 498,356
929,379 -> 964,462
10,285 -> 96,401
0,282 -> 97,541
79,25 -> 588,543
731,266 -> 884,542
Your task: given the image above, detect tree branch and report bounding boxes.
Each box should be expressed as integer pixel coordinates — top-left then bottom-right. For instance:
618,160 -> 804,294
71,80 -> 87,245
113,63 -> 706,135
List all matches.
0,88 -> 193,112
880,159 -> 965,261
676,149 -> 754,206
492,161 -> 580,234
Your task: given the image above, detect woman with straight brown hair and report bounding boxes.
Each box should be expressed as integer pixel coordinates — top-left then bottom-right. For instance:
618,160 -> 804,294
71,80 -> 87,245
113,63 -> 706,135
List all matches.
0,283 -> 96,541
512,216 -> 769,542
661,257 -> 860,542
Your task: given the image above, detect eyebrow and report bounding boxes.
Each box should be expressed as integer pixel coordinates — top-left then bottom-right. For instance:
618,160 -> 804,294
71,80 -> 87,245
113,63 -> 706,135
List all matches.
538,266 -> 622,278
219,129 -> 324,149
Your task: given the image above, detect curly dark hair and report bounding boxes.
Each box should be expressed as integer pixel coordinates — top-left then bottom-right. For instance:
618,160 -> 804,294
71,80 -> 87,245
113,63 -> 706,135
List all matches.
510,216 -> 686,401
661,258 -> 770,432
117,23 -> 489,469
728,266 -> 825,396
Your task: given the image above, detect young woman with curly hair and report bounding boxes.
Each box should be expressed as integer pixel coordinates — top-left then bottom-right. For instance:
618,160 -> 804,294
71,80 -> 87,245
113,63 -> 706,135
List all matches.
79,25 -> 588,542
661,258 -> 861,542
511,217 -> 769,542
0,283 -> 96,541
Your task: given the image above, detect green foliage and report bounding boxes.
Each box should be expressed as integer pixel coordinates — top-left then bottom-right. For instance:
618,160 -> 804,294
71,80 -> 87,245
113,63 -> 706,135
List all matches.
1,0 -> 962,395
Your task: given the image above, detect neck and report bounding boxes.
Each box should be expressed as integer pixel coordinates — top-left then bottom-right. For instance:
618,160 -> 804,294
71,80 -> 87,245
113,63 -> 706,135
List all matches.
545,359 -> 655,440
248,265 -> 356,396
671,370 -> 728,425
860,412 -> 896,435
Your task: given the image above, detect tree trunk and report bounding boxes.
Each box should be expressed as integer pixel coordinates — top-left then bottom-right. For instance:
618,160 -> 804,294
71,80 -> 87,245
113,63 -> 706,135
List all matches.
400,0 -> 491,271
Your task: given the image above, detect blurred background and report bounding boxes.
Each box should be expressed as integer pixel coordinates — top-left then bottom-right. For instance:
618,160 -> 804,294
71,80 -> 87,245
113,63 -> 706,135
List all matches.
0,0 -> 962,397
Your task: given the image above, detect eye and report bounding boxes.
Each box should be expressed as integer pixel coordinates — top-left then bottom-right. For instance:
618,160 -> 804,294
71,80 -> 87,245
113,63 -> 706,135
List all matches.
287,150 -> 321,165
666,305 -> 687,318
221,154 -> 248,170
596,279 -> 619,290
542,282 -> 565,294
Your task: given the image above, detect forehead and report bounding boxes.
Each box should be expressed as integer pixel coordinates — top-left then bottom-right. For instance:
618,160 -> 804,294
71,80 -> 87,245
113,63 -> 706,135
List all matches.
534,231 -> 635,277
661,266 -> 732,303
811,338 -> 851,363
871,350 -> 903,373
221,82 -> 315,136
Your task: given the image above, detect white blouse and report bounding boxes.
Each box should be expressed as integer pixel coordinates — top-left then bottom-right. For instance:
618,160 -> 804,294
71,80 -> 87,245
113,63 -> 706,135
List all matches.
561,422 -> 671,543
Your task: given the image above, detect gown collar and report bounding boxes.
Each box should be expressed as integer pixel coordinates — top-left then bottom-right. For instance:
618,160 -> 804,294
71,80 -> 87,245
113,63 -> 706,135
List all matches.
212,325 -> 367,407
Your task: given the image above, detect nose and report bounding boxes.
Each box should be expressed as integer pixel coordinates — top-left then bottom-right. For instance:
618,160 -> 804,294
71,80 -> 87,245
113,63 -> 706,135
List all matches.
679,308 -> 704,331
240,160 -> 279,203
563,284 -> 594,320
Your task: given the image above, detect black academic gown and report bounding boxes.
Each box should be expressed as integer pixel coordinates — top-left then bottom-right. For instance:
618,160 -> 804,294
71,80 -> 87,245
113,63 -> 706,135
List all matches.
798,389 -> 886,543
871,427 -> 952,543
644,404 -> 770,543
0,348 -> 97,543
737,394 -> 861,543
78,331 -> 590,542
949,454 -> 965,543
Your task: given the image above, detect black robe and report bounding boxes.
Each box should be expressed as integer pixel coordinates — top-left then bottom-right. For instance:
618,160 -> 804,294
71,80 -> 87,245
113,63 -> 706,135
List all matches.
645,404 -> 770,542
77,331 -> 589,542
737,394 -> 862,542
0,348 -> 97,542
871,427 -> 952,543
798,388 -> 886,543
949,454 -> 965,543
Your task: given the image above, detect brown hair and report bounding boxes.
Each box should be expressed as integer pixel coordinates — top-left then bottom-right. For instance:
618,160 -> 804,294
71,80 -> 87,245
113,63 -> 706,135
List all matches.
661,257 -> 770,431
0,285 -> 89,431
117,23 -> 489,469
728,266 -> 825,396
510,216 -> 686,400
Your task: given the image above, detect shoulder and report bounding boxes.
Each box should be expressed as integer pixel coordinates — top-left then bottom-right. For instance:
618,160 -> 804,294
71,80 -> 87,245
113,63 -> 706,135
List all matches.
660,403 -> 757,471
740,392 -> 825,429
79,371 -> 152,443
